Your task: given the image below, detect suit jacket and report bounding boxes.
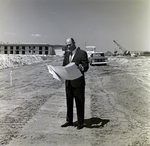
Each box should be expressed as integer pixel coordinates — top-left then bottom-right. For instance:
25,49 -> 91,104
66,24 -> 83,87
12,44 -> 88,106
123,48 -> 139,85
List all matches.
63,47 -> 89,87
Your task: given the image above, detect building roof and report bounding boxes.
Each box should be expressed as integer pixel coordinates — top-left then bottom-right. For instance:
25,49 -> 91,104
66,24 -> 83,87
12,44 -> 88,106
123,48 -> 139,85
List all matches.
0,43 -> 65,47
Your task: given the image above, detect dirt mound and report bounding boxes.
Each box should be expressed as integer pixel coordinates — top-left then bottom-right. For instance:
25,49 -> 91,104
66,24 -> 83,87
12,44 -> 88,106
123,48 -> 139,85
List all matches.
0,55 -> 44,69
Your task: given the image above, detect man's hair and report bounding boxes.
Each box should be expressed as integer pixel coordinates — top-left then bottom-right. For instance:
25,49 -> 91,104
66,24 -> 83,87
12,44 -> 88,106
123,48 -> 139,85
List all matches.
71,38 -> 75,44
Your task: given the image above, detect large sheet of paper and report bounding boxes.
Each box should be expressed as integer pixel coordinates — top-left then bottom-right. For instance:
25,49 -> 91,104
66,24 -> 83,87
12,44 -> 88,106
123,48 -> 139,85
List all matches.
47,62 -> 82,82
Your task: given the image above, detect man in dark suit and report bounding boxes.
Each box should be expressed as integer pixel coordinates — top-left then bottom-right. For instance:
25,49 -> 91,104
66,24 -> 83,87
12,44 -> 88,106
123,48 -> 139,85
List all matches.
61,38 -> 89,130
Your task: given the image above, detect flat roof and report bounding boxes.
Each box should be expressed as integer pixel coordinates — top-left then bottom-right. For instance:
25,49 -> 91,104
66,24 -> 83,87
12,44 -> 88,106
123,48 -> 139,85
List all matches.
0,44 -> 65,47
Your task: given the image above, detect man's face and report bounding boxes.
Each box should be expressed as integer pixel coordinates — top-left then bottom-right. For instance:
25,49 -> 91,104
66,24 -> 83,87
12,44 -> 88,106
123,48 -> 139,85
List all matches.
66,39 -> 75,51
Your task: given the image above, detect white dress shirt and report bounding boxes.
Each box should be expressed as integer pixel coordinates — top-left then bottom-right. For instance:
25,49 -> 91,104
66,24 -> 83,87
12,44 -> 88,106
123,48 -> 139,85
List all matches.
70,48 -> 77,62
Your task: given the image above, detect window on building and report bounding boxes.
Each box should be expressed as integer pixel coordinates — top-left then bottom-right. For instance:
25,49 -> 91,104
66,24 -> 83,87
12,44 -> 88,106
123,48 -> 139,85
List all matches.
4,46 -> 7,54
45,46 -> 48,55
16,46 -> 19,54
10,46 -> 13,54
39,46 -> 42,54
32,46 -> 35,54
22,46 -> 25,54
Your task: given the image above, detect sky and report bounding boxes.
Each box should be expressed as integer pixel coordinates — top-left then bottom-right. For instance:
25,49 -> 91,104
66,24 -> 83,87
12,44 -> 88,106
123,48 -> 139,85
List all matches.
0,0 -> 150,52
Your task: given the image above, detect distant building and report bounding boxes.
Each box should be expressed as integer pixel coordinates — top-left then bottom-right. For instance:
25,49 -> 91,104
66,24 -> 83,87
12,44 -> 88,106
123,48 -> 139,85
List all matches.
0,43 -> 65,55
142,51 -> 150,56
85,46 -> 96,58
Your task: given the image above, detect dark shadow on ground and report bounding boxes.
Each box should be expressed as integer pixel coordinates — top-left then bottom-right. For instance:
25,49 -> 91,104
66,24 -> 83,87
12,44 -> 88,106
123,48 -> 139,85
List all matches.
73,117 -> 110,128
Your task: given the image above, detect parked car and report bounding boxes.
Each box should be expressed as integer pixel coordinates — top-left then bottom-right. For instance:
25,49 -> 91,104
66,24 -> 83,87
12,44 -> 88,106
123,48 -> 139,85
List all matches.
89,52 -> 108,66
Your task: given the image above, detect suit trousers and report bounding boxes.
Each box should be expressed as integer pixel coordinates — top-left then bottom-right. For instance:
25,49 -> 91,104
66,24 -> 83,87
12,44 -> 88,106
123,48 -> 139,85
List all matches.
65,81 -> 85,124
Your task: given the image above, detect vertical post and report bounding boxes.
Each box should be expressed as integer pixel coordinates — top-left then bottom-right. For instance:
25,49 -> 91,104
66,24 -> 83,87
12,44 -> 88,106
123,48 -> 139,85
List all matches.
10,71 -> 12,86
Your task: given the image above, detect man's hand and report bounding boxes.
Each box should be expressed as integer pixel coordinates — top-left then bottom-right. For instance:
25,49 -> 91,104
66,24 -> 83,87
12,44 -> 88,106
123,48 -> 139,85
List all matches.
78,64 -> 84,71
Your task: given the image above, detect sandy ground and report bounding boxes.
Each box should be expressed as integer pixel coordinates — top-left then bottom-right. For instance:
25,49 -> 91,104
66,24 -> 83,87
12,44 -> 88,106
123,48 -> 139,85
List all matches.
0,55 -> 150,146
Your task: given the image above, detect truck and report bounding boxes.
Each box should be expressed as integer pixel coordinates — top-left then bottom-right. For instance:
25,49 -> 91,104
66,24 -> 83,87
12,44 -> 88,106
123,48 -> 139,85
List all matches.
85,46 -> 96,58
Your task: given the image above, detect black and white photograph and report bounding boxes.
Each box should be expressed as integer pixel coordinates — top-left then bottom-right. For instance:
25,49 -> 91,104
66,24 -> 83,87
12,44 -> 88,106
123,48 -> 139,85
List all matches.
0,0 -> 150,145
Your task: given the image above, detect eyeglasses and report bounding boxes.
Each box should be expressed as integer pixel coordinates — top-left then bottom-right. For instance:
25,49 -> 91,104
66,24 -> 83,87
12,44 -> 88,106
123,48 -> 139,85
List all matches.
66,44 -> 71,47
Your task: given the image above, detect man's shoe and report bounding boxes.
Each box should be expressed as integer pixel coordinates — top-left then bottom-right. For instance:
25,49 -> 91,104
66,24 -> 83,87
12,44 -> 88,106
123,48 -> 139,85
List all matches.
77,123 -> 84,130
61,121 -> 73,127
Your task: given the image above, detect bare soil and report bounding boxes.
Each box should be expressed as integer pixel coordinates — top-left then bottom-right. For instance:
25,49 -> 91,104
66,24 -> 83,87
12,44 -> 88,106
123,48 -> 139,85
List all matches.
0,56 -> 150,146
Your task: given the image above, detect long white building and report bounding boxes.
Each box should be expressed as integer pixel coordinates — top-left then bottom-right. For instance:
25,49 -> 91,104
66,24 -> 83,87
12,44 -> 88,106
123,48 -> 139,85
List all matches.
0,43 -> 65,55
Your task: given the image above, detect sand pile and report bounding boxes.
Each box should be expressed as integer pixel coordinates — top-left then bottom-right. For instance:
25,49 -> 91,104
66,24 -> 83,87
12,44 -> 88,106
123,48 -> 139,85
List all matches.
0,55 -> 44,69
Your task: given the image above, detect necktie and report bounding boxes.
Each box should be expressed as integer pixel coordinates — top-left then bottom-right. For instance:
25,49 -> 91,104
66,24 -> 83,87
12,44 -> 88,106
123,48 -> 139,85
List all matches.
69,51 -> 72,62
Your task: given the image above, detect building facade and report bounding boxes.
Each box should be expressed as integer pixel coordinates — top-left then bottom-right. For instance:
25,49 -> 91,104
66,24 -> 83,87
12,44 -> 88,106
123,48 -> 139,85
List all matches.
0,44 -> 65,55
